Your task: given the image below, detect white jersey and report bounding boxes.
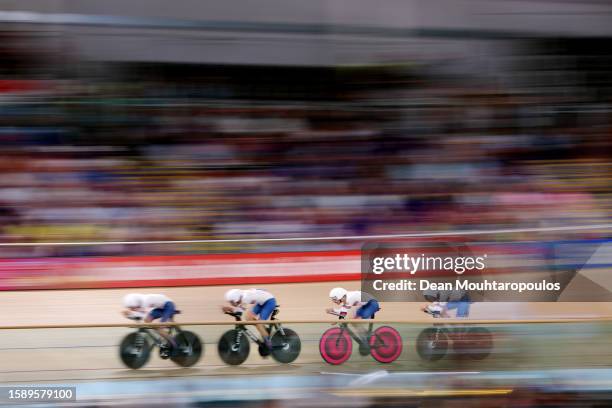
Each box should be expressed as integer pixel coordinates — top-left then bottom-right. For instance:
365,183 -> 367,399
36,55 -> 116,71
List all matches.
143,294 -> 171,309
422,288 -> 467,303
345,291 -> 376,307
242,289 -> 274,305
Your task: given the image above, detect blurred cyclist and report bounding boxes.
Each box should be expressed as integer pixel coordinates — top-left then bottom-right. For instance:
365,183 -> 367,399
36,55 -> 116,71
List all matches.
122,293 -> 178,357
327,287 -> 380,319
421,288 -> 471,318
327,287 -> 380,354
223,288 -> 277,350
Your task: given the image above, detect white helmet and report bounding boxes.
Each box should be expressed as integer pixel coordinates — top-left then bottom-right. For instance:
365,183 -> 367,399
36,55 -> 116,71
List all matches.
225,289 -> 243,303
123,293 -> 144,308
329,287 -> 347,301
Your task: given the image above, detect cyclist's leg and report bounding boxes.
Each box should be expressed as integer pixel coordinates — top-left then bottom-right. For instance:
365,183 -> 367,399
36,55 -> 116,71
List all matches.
456,301 -> 470,318
445,301 -> 457,313
446,298 -> 470,318
356,300 -> 379,319
446,300 -> 470,339
145,309 -> 164,341
245,298 -> 277,344
148,302 -> 177,347
258,298 -> 277,346
144,308 -> 161,324
352,300 -> 379,339
244,303 -> 262,327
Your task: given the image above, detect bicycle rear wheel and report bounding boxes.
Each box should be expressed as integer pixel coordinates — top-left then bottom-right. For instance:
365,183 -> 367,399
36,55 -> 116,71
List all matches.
171,330 -> 203,367
271,328 -> 301,364
369,326 -> 403,363
454,327 -> 493,360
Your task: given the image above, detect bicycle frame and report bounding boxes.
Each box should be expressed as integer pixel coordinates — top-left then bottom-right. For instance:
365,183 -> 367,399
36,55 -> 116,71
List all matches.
422,309 -> 468,337
227,309 -> 285,344
330,312 -> 385,348
320,310 -> 403,365
137,326 -> 180,348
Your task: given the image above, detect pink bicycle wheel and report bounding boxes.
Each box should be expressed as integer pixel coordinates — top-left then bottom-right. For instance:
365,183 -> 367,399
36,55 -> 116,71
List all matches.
319,327 -> 352,365
369,326 -> 403,363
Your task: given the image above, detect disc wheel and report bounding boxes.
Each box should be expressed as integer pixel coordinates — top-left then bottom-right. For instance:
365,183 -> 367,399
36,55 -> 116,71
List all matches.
119,332 -> 152,369
218,329 -> 250,366
416,327 -> 448,361
369,326 -> 403,363
453,327 -> 493,360
270,328 -> 301,364
319,327 -> 352,365
171,330 -> 203,367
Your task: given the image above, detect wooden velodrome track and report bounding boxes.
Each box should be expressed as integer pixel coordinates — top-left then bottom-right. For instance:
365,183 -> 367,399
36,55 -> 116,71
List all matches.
1,281 -> 612,384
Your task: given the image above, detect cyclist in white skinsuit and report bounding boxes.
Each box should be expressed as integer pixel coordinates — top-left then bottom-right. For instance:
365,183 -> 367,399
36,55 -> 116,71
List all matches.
223,288 -> 277,349
122,293 -> 178,357
327,288 -> 380,350
345,291 -> 379,318
327,289 -> 379,319
421,288 -> 471,318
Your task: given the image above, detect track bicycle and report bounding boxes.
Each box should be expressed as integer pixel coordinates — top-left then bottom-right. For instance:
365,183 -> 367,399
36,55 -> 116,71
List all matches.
119,313 -> 203,369
218,307 -> 301,366
416,308 -> 493,361
319,310 -> 403,365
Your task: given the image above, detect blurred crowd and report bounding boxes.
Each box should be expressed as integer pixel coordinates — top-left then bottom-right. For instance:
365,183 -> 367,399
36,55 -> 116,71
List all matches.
0,64 -> 610,256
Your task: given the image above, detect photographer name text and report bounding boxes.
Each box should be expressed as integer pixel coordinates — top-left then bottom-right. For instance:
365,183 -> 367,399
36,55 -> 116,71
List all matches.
372,279 -> 561,293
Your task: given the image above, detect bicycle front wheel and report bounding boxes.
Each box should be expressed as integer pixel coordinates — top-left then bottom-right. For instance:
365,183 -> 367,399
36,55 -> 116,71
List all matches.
416,327 -> 448,361
119,332 -> 152,369
218,329 -> 250,366
319,327 -> 352,365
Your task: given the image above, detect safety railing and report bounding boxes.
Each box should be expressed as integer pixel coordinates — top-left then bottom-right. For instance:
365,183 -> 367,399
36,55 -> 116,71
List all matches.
2,316 -> 612,330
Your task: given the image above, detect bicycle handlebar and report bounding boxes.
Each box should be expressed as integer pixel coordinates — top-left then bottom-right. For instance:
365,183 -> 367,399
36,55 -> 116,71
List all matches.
326,310 -> 347,320
423,308 -> 442,318
225,311 -> 243,321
